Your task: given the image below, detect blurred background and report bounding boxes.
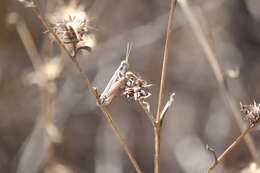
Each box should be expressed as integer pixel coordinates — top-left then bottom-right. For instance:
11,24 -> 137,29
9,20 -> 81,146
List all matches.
0,0 -> 260,173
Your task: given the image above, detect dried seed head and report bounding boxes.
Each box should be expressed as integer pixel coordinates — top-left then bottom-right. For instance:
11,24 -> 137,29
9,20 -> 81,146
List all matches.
240,102 -> 260,126
121,73 -> 152,101
51,15 -> 95,55
53,16 -> 89,44
49,1 -> 95,55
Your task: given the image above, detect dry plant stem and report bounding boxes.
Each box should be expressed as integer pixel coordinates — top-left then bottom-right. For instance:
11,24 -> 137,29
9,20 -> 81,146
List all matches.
206,125 -> 255,173
72,60 -> 143,173
178,0 -> 258,161
16,19 -> 42,69
40,0 -> 56,58
15,16 -> 57,172
154,1 -> 176,173
29,3 -> 143,173
43,86 -> 56,173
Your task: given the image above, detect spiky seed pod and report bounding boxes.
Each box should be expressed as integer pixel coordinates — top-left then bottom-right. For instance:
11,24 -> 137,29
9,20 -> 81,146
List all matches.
53,16 -> 89,44
48,1 -> 95,56
121,73 -> 152,101
51,15 -> 94,56
240,102 -> 260,126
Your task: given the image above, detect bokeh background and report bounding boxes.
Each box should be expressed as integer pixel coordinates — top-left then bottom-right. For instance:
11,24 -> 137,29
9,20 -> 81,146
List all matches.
0,0 -> 260,173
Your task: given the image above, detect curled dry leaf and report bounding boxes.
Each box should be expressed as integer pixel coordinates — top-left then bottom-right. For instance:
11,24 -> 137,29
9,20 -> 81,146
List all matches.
159,92 -> 175,121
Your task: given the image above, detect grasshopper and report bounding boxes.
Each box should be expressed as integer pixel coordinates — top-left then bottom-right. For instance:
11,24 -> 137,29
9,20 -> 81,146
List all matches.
98,60 -> 130,105
98,43 -> 133,105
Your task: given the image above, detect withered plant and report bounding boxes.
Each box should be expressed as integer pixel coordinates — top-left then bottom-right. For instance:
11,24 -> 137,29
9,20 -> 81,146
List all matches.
16,0 -> 177,173
13,0 -> 260,173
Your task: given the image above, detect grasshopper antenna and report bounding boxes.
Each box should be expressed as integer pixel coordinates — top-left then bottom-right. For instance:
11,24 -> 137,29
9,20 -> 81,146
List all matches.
125,42 -> 133,63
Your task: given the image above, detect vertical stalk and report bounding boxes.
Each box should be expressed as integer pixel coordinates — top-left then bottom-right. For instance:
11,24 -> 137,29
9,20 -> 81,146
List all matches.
154,125 -> 161,173
15,14 -> 58,172
43,86 -> 56,173
154,1 -> 176,173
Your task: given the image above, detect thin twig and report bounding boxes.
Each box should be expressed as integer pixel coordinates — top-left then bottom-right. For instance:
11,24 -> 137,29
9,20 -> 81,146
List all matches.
154,1 -> 176,173
178,0 -> 258,162
28,2 -> 143,173
206,125 -> 254,173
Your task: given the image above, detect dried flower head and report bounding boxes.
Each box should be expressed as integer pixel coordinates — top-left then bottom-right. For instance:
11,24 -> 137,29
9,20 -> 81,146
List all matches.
53,16 -> 89,44
121,72 -> 152,101
240,102 -> 260,126
49,1 -> 95,56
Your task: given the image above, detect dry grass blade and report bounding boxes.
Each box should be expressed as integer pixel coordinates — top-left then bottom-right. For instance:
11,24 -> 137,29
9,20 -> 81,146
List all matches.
155,0 -> 176,124
178,0 -> 258,163
15,17 -> 42,69
154,0 -> 177,173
